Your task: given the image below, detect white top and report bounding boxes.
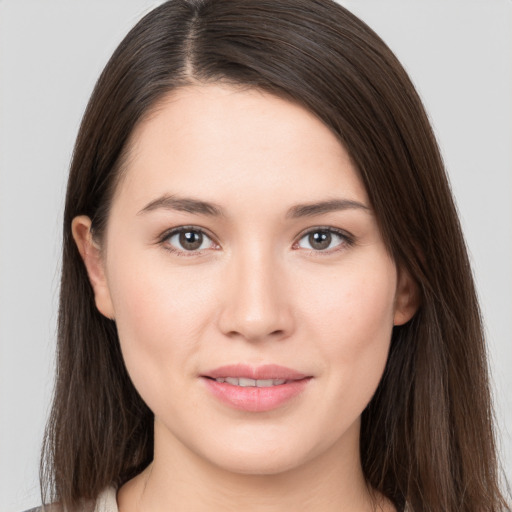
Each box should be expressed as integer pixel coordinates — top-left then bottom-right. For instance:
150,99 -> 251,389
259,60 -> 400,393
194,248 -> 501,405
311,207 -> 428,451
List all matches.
92,486 -> 118,512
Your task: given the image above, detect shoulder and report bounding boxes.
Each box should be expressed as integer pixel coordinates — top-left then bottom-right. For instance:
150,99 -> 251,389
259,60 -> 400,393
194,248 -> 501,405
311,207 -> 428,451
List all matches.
19,505 -> 63,512
19,507 -> 58,512
20,507 -> 59,512
19,486 -> 118,512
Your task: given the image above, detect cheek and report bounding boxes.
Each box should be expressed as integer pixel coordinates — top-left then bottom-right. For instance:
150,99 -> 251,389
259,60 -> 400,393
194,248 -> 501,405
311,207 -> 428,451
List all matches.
301,257 -> 396,405
105,247 -> 218,403
304,257 -> 396,340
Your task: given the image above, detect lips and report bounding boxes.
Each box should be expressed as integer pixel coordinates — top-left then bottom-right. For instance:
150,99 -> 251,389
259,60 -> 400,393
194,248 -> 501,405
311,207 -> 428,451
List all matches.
201,364 -> 313,412
202,364 -> 310,381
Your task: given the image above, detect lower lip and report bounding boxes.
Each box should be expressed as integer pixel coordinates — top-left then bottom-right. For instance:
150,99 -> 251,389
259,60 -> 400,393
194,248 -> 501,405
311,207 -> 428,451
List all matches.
202,377 -> 312,412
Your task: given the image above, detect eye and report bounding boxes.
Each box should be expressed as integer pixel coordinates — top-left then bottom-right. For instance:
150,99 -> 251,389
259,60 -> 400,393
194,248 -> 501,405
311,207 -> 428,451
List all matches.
162,227 -> 217,254
295,228 -> 351,252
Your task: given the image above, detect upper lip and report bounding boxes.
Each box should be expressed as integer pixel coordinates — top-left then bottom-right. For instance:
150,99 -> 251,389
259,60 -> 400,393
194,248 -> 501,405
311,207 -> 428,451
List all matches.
202,364 -> 310,381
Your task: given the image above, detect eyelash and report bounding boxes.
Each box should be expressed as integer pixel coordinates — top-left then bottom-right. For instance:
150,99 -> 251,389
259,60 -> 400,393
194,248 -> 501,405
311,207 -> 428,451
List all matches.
158,225 -> 354,258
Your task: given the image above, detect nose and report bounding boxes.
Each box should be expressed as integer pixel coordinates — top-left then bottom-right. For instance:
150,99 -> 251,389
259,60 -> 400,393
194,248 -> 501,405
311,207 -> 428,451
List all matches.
217,245 -> 295,343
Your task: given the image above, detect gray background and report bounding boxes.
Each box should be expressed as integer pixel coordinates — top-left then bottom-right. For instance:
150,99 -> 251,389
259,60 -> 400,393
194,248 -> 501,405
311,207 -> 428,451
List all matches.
1,1 -> 510,510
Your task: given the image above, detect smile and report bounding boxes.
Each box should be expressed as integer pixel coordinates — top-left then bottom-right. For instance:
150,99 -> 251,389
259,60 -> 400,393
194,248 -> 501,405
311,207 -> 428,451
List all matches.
200,364 -> 313,411
211,377 -> 288,387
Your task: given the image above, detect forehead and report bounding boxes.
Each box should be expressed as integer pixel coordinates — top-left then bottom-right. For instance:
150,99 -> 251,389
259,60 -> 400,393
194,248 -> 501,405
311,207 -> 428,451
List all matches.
114,83 -> 368,211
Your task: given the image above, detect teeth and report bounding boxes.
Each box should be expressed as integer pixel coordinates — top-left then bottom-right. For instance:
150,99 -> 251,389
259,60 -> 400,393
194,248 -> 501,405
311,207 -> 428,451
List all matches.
232,377 -> 253,386
256,379 -> 284,387
215,377 -> 287,387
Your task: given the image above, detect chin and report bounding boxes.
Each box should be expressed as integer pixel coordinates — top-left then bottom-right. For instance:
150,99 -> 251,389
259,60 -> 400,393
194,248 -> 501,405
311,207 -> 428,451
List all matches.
202,437 -> 317,476
215,455 -> 305,476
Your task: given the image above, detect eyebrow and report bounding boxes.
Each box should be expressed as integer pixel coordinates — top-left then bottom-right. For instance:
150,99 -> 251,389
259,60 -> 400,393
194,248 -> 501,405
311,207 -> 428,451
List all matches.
137,195 -> 225,217
137,194 -> 370,218
285,198 -> 370,218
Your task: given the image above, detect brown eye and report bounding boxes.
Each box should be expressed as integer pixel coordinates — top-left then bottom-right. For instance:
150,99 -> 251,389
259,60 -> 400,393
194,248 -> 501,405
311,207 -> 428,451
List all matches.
165,228 -> 213,253
179,230 -> 203,250
297,229 -> 348,252
308,231 -> 332,250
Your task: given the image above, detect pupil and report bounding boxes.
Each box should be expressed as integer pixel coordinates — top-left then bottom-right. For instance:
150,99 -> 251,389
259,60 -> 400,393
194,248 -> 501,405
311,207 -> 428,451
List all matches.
179,231 -> 202,250
309,231 -> 331,250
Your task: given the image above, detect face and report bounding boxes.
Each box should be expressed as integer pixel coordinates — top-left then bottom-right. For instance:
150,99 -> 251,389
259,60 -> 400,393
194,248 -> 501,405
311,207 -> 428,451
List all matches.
74,84 -> 416,477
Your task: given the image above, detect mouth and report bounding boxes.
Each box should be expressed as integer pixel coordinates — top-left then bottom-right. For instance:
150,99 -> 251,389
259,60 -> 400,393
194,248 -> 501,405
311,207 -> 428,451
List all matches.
200,364 -> 313,412
201,363 -> 310,381
203,376 -> 297,387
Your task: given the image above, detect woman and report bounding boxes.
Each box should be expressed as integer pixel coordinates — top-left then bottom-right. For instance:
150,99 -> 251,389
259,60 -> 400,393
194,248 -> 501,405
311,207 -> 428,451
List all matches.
33,0 -> 510,511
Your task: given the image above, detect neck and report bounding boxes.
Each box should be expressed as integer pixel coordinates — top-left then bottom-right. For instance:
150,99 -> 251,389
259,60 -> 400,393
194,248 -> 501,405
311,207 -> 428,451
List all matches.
117,418 -> 393,512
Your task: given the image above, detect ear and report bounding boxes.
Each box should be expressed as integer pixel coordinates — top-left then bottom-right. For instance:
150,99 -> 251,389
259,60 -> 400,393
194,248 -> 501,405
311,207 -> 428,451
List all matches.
393,266 -> 420,326
71,215 -> 115,320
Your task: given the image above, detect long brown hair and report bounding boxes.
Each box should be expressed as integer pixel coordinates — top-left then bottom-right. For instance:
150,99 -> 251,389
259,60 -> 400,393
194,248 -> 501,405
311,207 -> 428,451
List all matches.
41,1 -> 510,510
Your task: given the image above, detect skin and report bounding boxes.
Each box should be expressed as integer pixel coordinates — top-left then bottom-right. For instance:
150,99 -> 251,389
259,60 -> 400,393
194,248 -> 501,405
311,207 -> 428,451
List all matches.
73,83 -> 418,512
